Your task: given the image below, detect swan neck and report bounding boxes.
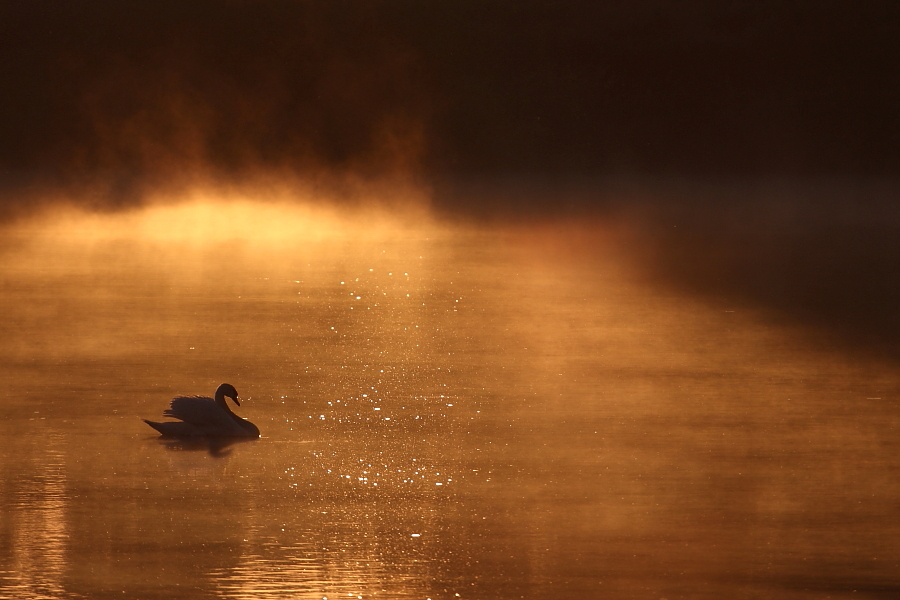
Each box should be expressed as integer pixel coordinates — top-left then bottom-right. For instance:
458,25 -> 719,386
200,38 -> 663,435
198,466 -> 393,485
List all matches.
214,390 -> 234,413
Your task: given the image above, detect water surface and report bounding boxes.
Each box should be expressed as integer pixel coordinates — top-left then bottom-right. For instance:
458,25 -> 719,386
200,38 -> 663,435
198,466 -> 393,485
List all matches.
2,200 -> 899,599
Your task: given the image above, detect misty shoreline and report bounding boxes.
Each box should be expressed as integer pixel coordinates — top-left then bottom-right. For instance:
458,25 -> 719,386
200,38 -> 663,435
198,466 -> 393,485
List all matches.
3,174 -> 900,361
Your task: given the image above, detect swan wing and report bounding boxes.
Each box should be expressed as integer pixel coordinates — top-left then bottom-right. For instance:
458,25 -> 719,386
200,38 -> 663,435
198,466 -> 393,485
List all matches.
164,395 -> 253,436
164,396 -> 221,424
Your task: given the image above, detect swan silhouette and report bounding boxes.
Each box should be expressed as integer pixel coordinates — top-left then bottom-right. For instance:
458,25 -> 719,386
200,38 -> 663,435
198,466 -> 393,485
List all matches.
144,383 -> 260,437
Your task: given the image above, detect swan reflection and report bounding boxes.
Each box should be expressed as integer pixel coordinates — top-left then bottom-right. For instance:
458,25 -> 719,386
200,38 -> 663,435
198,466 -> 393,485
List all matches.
157,434 -> 258,457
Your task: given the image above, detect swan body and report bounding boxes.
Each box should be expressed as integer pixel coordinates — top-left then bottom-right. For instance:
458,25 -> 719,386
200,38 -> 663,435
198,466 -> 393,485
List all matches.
144,383 -> 260,437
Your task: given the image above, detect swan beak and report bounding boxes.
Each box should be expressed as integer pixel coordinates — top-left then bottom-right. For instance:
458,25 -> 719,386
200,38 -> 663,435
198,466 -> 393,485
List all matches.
233,396 -> 241,406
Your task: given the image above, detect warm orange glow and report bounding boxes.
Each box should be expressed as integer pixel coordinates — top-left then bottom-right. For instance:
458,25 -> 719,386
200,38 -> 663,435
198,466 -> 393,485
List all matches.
10,182 -> 437,247
2,189 -> 900,599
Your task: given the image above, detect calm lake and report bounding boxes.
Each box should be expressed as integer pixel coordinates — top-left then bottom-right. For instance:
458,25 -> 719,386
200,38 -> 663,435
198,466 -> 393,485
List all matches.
2,198 -> 899,599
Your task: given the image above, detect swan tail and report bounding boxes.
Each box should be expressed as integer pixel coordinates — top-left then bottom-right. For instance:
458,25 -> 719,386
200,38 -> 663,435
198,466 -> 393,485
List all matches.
144,419 -> 196,437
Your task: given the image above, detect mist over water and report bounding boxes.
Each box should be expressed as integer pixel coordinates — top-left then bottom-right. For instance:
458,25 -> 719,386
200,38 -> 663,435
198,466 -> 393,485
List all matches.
1,3 -> 899,597
2,189 -> 900,599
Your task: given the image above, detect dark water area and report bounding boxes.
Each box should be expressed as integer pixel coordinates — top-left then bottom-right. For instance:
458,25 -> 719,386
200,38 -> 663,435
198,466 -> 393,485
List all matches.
2,199 -> 900,599
621,181 -> 900,359
435,177 -> 900,357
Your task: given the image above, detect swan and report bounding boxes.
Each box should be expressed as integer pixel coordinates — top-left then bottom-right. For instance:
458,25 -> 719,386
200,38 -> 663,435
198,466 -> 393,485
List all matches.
144,383 -> 260,437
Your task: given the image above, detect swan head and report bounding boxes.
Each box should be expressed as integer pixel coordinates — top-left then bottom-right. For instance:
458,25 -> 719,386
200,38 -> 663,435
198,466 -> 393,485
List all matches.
215,383 -> 240,406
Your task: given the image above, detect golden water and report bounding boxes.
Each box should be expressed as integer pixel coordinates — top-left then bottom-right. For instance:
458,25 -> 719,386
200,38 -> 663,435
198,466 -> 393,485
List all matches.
1,199 -> 899,599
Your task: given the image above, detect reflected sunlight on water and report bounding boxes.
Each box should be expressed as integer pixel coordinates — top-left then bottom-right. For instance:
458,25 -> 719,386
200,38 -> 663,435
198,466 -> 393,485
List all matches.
1,196 -> 900,599
2,433 -> 68,600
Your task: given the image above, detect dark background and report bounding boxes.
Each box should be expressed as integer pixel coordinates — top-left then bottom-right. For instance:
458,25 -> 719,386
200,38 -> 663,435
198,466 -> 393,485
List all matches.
2,0 -> 900,354
1,1 -> 897,191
